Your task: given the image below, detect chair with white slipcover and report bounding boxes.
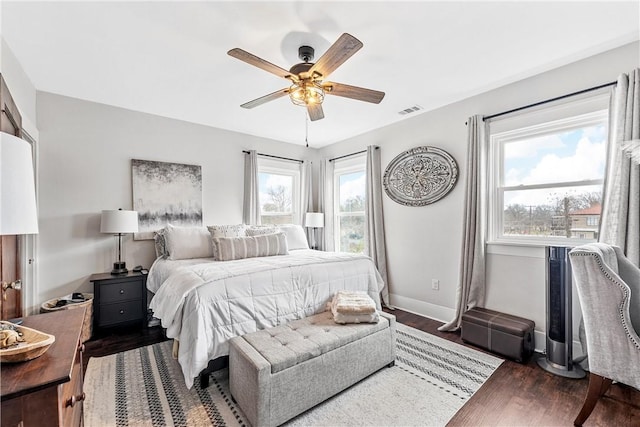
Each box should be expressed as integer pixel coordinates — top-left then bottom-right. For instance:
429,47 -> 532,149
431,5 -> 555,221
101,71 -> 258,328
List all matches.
569,243 -> 640,426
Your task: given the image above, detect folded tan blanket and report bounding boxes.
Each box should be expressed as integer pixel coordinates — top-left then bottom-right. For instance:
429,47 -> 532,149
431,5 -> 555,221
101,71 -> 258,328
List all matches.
332,311 -> 379,325
331,290 -> 377,319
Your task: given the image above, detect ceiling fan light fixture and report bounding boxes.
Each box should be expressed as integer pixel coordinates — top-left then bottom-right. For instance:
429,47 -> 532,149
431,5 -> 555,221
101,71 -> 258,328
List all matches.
289,82 -> 324,106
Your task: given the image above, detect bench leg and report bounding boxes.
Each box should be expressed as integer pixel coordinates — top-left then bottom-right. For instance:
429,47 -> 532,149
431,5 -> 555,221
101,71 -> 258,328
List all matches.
198,356 -> 229,389
200,372 -> 210,389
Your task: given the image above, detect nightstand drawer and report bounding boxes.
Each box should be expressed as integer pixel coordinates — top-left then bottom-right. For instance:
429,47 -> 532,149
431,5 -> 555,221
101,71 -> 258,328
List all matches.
98,300 -> 143,326
99,280 -> 143,303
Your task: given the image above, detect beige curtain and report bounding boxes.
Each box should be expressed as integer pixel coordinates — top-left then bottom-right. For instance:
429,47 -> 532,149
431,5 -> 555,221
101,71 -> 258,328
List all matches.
600,69 -> 640,267
299,161 -> 314,243
242,150 -> 260,225
439,115 -> 487,332
318,158 -> 334,251
365,146 -> 390,306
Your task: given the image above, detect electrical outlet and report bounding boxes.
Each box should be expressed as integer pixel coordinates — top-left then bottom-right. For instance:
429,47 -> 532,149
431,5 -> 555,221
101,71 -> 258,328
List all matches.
431,279 -> 439,290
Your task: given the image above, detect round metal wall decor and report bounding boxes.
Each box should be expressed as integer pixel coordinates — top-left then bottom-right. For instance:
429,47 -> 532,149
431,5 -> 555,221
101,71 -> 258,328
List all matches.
383,146 -> 458,206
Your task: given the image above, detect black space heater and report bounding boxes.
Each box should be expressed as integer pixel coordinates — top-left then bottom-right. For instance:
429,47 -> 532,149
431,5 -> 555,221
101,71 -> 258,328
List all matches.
536,246 -> 585,378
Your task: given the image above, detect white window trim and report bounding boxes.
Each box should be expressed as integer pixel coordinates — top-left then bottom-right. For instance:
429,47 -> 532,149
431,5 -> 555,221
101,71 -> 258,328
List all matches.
333,154 -> 366,252
488,109 -> 608,246
257,158 -> 301,223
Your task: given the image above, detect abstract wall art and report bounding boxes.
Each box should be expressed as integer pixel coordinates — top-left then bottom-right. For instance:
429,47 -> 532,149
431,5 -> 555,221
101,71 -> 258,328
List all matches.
132,159 -> 202,239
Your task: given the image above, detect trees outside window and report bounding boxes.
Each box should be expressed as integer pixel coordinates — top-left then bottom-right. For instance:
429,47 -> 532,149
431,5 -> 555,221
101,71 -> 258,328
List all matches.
334,157 -> 366,253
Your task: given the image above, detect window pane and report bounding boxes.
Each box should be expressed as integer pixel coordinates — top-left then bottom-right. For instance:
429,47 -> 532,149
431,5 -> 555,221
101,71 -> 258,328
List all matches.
339,171 -> 366,213
503,124 -> 606,187
259,172 -> 293,214
339,214 -> 365,253
503,185 -> 602,239
336,168 -> 366,253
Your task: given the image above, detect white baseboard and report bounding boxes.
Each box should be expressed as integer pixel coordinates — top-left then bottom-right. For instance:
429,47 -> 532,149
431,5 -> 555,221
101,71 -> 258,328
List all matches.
388,293 -> 455,324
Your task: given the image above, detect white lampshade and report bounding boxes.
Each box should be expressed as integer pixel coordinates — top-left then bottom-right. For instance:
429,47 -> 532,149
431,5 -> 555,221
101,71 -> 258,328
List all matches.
100,209 -> 139,234
304,212 -> 324,228
0,132 -> 39,235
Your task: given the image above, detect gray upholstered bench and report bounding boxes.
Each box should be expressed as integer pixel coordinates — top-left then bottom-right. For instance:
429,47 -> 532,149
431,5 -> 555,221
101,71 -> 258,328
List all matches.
229,310 -> 396,427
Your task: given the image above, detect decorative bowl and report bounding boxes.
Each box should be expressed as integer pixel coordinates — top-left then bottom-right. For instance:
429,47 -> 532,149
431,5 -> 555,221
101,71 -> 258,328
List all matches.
0,321 -> 55,363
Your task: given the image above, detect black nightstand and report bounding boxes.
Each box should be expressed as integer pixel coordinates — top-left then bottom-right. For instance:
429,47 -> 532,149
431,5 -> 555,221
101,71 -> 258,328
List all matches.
89,271 -> 148,333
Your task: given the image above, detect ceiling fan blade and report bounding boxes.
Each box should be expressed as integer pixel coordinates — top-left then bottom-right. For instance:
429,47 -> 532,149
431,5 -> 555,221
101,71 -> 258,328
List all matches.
240,88 -> 290,109
308,33 -> 363,79
228,48 -> 296,81
323,82 -> 385,104
307,103 -> 324,121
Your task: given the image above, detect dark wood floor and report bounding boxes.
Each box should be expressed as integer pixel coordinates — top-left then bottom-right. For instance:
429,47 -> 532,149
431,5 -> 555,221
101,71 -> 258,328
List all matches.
84,310 -> 640,426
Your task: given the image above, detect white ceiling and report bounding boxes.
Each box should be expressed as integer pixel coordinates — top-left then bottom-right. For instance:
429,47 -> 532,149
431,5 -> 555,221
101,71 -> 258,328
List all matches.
2,1 -> 638,147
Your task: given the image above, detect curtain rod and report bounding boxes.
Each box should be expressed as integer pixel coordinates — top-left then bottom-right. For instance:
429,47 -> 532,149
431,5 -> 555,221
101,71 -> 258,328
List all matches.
329,146 -> 379,162
482,80 -> 617,122
242,150 -> 303,164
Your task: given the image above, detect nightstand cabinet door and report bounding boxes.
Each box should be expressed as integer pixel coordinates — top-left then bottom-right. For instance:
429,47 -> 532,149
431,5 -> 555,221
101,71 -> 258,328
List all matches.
90,272 -> 147,331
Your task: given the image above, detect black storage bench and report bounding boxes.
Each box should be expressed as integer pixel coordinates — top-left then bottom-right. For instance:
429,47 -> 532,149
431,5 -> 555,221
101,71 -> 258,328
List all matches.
461,307 -> 535,362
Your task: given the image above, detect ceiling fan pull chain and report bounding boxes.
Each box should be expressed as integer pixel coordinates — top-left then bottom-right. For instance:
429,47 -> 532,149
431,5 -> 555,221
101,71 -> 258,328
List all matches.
305,112 -> 309,148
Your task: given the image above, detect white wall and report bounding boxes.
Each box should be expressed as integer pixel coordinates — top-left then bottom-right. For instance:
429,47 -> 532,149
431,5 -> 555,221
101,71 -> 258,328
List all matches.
318,41 -> 639,351
35,93 -> 315,311
0,38 -> 37,138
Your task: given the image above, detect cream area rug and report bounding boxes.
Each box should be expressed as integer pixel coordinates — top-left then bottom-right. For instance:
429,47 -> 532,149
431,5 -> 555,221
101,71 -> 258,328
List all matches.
84,323 -> 503,427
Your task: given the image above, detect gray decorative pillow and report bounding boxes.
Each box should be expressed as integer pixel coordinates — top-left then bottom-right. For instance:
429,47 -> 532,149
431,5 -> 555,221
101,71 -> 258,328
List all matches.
153,229 -> 168,258
212,232 -> 288,261
207,224 -> 248,238
246,226 -> 278,236
207,224 -> 248,259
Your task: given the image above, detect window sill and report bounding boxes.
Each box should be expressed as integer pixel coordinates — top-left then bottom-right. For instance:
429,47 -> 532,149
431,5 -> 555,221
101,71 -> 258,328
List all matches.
487,237 -> 597,259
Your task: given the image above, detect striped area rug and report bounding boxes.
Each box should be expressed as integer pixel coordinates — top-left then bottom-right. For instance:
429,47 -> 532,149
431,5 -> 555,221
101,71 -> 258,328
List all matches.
84,323 -> 502,427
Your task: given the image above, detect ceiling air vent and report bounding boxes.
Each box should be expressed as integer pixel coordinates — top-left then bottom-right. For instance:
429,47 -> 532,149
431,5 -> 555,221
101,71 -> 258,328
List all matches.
398,105 -> 423,116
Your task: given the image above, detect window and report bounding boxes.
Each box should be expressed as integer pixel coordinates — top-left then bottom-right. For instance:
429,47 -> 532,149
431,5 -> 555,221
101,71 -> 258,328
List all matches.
258,158 -> 300,225
489,95 -> 609,245
334,155 -> 366,253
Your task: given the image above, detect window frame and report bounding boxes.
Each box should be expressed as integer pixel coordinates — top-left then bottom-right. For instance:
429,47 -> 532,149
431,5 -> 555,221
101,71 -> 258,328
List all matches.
488,108 -> 608,246
257,157 -> 301,225
333,154 -> 367,253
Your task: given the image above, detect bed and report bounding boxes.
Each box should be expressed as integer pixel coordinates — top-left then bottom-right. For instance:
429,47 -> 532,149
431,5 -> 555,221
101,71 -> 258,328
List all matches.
148,229 -> 385,389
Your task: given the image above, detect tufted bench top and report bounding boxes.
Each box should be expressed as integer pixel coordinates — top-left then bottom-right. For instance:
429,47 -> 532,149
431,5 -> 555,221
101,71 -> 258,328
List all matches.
242,310 -> 389,373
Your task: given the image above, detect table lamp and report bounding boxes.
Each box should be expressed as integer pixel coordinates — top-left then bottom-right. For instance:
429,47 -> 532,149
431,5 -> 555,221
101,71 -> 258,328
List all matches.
100,209 -> 138,275
304,212 -> 324,250
1,132 -> 39,300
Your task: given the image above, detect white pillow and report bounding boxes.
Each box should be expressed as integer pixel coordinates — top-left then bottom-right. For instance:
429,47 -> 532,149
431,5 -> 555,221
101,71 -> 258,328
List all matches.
164,224 -> 214,260
278,224 -> 310,250
212,232 -> 288,261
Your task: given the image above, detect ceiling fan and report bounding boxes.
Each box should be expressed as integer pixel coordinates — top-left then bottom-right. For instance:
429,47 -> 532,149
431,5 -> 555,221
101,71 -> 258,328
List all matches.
228,33 -> 385,121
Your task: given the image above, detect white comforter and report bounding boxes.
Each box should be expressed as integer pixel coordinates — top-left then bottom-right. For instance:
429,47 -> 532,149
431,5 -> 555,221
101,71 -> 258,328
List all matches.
148,249 -> 384,388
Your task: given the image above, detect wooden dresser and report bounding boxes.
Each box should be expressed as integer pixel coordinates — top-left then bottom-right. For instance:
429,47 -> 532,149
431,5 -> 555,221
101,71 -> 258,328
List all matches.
1,308 -> 86,427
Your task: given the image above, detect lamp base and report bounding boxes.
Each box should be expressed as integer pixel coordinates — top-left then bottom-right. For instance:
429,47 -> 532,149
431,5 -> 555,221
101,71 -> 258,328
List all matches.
111,262 -> 128,275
